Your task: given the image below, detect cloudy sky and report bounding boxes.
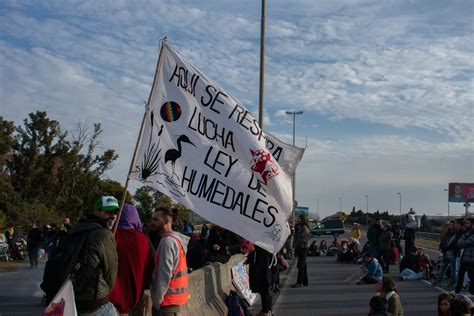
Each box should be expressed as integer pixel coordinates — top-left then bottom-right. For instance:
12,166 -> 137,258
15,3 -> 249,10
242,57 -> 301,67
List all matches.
1,0 -> 473,218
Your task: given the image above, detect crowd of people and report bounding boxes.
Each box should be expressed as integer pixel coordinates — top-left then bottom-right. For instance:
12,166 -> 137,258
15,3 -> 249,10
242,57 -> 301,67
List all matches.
4,200 -> 474,316
22,195 -> 281,316
3,218 -> 73,266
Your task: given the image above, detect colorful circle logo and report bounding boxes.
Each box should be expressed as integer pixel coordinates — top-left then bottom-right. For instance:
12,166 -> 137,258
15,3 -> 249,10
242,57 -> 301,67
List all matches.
160,101 -> 182,122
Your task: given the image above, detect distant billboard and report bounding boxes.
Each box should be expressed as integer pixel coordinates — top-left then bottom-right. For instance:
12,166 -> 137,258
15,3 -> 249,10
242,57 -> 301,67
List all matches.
449,183 -> 474,203
296,206 -> 309,217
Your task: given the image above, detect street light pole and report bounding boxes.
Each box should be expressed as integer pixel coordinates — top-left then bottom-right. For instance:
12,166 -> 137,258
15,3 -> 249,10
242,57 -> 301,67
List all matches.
286,111 -> 303,229
317,199 -> 319,219
397,192 -> 402,226
258,0 -> 265,128
444,188 -> 450,219
339,197 -> 342,213
365,194 -> 369,224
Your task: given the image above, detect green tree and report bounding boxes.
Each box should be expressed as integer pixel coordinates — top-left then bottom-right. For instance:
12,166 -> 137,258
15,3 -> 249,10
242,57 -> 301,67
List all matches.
1,111 -> 127,229
134,186 -> 173,223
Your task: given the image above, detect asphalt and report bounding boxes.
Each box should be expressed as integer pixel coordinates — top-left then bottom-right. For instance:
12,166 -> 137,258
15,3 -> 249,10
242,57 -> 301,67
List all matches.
0,264 -> 45,315
271,235 -> 441,316
0,235 -> 451,316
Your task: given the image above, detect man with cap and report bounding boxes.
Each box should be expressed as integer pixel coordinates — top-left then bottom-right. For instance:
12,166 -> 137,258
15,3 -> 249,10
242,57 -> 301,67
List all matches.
455,217 -> 474,295
69,196 -> 119,315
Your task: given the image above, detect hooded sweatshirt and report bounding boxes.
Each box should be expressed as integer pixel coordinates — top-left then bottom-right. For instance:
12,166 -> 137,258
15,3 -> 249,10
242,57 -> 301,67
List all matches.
151,230 -> 190,307
109,204 -> 154,313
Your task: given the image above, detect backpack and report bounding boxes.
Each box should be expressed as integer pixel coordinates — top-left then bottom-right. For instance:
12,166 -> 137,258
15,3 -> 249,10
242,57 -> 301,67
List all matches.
226,290 -> 248,316
40,228 -> 98,304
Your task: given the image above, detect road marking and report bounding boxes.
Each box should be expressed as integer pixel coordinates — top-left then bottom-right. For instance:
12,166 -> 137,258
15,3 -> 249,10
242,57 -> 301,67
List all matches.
421,279 -> 449,294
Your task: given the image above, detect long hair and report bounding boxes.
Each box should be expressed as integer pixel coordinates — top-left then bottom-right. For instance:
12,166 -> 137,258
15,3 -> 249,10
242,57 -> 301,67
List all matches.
437,293 -> 454,316
381,276 -> 397,293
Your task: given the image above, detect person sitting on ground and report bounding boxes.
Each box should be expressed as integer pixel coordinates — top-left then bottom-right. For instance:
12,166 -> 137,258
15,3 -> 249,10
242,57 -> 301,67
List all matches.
368,295 -> 388,316
327,236 -> 339,256
416,247 -> 433,279
308,240 -> 319,257
437,292 -> 454,316
318,240 -> 328,256
359,252 -> 383,284
450,294 -> 472,316
399,247 -> 422,281
375,276 -> 404,316
338,239 -> 355,263
5,223 -> 23,260
349,237 -> 361,262
359,241 -> 372,261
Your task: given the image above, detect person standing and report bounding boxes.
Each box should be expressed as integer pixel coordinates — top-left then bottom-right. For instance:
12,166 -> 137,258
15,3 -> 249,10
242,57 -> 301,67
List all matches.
454,218 -> 474,295
292,214 -> 311,287
404,209 -> 417,255
434,221 -> 456,287
379,224 -> 392,273
151,207 -> 190,316
249,246 -> 274,316
27,221 -> 42,268
391,223 -> 403,257
70,196 -> 119,316
351,223 -> 362,241
109,203 -> 154,316
367,218 -> 384,257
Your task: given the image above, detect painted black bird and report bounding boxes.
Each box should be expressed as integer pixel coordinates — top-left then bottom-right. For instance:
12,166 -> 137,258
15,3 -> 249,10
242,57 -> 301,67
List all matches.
165,135 -> 195,180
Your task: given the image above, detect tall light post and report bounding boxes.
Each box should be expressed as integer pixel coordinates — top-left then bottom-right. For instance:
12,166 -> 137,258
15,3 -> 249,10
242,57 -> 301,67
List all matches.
397,192 -> 402,226
339,197 -> 343,213
286,111 -> 303,228
365,194 -> 369,225
316,199 -> 319,219
444,188 -> 450,219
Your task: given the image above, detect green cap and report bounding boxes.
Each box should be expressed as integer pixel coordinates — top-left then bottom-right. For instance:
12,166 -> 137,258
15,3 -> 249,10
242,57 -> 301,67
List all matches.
95,196 -> 120,212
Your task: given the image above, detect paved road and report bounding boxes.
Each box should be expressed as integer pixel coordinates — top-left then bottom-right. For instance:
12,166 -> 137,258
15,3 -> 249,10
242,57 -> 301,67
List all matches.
272,235 -> 440,316
0,264 -> 45,315
0,234 -> 444,316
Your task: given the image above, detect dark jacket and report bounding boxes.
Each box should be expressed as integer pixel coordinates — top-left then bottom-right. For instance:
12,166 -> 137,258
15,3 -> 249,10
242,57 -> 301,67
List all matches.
249,247 -> 273,293
367,224 -> 383,248
399,252 -> 420,273
446,229 -> 463,257
293,223 -> 311,249
439,230 -> 454,254
69,216 -> 118,312
379,230 -> 392,250
457,229 -> 474,263
27,227 -> 42,248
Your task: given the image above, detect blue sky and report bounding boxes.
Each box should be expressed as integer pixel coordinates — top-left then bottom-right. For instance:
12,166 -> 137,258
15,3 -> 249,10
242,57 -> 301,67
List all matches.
1,0 -> 473,218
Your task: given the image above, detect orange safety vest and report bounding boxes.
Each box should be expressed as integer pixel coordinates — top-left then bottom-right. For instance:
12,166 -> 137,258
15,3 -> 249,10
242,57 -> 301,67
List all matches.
157,235 -> 189,306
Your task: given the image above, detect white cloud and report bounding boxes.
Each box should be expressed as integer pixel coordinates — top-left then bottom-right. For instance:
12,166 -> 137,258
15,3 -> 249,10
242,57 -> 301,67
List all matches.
1,0 -> 472,216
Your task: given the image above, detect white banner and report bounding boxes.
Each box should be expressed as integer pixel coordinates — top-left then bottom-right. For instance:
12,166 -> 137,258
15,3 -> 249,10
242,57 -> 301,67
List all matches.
264,132 -> 304,176
131,41 -> 303,253
42,280 -> 77,316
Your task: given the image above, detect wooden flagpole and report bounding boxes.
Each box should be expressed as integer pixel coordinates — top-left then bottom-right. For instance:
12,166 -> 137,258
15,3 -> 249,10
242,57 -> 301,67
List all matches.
113,37 -> 168,234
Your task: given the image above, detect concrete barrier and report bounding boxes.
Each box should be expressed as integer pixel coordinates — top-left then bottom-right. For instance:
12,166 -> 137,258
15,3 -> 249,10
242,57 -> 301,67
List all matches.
136,254 -> 247,316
